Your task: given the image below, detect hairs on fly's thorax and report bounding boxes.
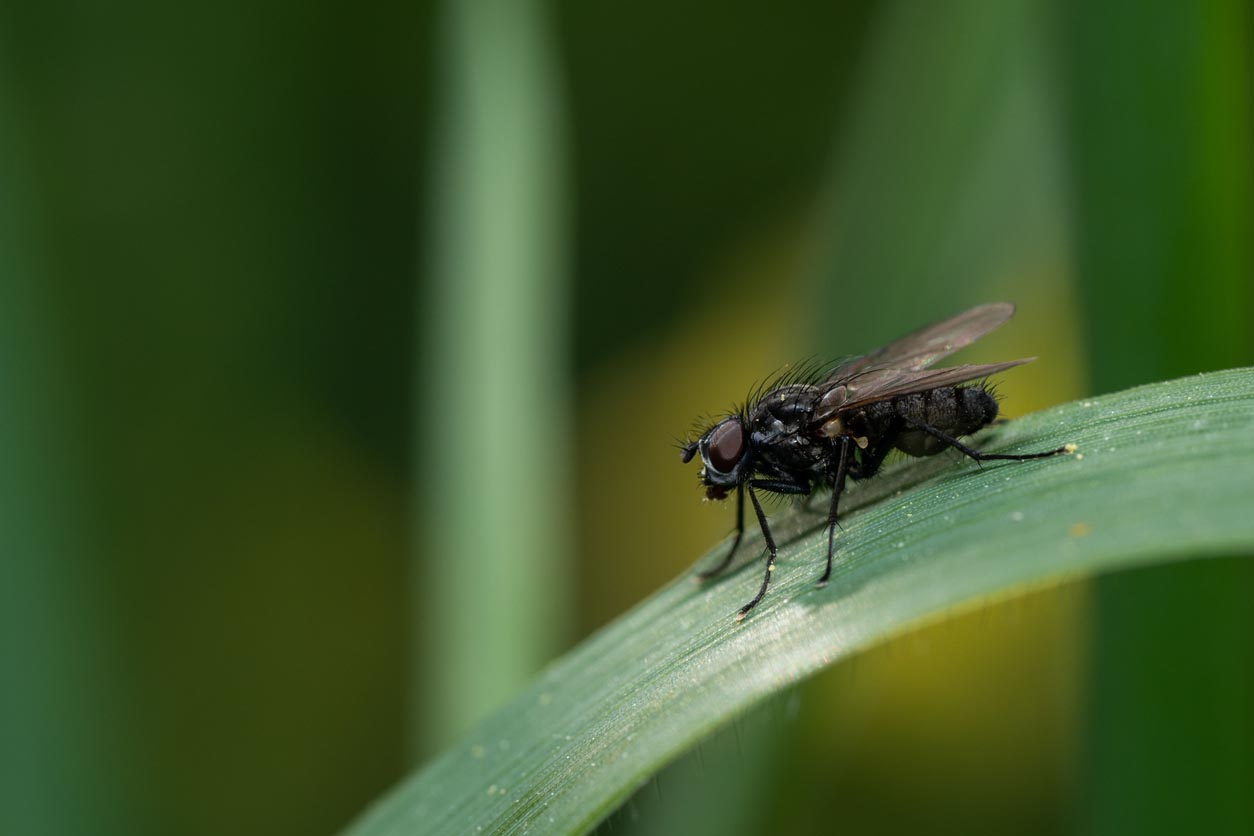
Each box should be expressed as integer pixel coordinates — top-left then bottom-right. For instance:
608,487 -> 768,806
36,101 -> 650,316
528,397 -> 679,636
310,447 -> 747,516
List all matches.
676,413 -> 719,444
742,357 -> 834,411
674,360 -> 827,450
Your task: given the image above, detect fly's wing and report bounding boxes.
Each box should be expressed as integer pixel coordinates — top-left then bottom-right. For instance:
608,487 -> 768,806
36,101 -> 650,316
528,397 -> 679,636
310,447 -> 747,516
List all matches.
814,359 -> 1033,419
823,302 -> 1017,381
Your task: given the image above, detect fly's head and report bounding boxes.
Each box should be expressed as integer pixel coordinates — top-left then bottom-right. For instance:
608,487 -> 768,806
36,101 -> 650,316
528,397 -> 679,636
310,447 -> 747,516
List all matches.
681,416 -> 750,500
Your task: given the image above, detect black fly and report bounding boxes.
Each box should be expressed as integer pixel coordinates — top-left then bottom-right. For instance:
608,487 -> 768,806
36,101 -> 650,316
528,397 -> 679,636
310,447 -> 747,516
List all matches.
680,303 -> 1071,621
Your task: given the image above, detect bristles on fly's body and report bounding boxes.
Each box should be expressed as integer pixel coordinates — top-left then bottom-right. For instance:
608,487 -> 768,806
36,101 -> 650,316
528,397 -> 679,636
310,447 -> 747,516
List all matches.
675,413 -> 720,460
742,357 -> 830,415
677,356 -> 846,451
683,414 -> 719,440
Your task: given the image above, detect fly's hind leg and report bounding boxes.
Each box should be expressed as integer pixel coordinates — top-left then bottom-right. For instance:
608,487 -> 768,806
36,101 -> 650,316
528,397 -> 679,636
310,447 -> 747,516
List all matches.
896,409 -> 1069,463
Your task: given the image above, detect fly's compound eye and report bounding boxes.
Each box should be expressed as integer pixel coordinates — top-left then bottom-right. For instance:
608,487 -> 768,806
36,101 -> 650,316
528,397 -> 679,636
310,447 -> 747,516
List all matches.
704,419 -> 746,475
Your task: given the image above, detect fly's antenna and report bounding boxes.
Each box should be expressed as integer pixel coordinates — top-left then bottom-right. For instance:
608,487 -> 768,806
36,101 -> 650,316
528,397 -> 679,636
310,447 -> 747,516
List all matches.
674,435 -> 699,462
677,413 -> 719,461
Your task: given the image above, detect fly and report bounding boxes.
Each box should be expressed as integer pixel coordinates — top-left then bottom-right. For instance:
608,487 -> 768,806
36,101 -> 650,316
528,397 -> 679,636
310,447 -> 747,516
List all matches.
680,302 -> 1072,621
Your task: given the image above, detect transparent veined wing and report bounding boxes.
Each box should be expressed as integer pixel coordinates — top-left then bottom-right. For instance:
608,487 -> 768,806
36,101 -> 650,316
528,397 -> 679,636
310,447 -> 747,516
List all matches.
822,302 -> 1017,381
814,359 -> 1033,419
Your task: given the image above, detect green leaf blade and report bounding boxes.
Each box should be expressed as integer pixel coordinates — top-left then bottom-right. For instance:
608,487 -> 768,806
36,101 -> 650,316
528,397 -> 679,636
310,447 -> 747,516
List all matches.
347,368 -> 1254,836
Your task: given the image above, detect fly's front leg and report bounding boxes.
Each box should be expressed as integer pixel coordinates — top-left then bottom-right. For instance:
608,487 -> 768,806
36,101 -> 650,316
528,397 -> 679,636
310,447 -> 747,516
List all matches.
696,483 -> 745,581
735,478 -> 809,621
750,478 -> 813,495
896,409 -> 1069,462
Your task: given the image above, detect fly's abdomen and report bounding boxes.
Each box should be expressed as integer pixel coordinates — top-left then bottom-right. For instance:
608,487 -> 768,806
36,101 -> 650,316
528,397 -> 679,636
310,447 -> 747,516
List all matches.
893,386 -> 997,456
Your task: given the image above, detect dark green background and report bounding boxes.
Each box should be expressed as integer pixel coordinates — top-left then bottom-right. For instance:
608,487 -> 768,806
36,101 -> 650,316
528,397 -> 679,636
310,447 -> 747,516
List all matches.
2,1 -> 1250,834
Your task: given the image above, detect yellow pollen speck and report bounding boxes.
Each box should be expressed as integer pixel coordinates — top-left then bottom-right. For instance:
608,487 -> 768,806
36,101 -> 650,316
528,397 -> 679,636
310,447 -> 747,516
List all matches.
1069,522 -> 1093,538
1075,453 -> 1084,461
768,563 -> 776,572
1064,443 -> 1078,454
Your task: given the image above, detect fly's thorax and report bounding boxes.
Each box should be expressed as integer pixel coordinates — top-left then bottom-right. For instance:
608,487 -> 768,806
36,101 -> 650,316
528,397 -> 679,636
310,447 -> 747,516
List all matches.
751,426 -> 828,476
753,384 -> 820,426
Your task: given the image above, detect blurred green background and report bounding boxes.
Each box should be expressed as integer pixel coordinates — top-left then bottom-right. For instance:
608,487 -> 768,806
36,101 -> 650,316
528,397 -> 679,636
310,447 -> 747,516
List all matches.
2,1 -> 1251,835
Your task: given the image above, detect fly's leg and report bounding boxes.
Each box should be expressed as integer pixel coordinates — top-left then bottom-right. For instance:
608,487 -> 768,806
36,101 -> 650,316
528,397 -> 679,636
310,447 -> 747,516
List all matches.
735,479 -> 810,621
848,434 -> 894,481
817,436 -> 853,587
736,485 -> 778,621
696,484 -> 745,580
750,478 -> 813,495
698,477 -> 809,584
896,410 -> 1069,462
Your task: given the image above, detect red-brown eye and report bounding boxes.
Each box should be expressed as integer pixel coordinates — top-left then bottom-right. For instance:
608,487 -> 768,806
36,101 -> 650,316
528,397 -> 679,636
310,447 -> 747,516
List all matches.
706,419 -> 746,474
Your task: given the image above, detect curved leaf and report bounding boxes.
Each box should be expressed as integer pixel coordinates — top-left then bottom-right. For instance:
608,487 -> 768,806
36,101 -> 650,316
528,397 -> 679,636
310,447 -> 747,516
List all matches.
346,368 -> 1254,836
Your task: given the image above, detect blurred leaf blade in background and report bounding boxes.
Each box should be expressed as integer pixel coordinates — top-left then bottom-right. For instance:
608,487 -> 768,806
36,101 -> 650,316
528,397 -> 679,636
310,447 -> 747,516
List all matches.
347,368 -> 1254,836
417,0 -> 573,758
805,0 -> 1080,365
3,4 -> 428,834
1065,2 -> 1254,833
744,2 -> 1087,828
0,60 -> 124,836
1066,0 -> 1252,387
